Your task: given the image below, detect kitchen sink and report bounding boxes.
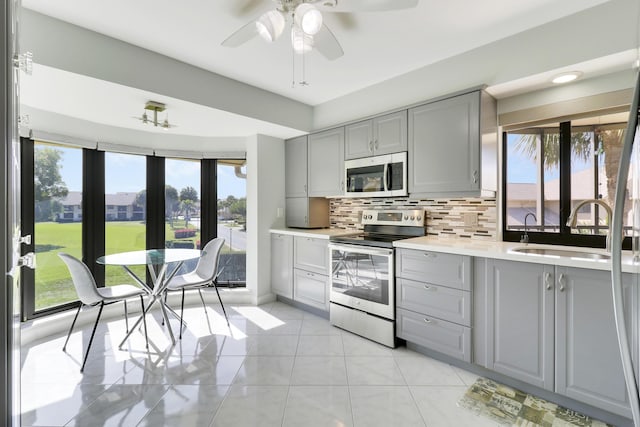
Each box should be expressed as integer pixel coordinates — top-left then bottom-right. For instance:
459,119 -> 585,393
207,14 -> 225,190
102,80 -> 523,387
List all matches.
511,247 -> 611,261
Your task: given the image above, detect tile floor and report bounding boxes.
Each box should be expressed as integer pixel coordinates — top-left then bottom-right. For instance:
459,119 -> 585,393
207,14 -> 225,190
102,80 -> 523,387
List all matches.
21,301 -> 496,427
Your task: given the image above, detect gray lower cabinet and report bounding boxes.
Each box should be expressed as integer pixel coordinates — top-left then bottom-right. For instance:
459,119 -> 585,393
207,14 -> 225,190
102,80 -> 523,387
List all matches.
555,267 -> 635,418
292,236 -> 330,312
307,127 -> 345,197
476,258 -> 636,418
396,249 -> 472,362
482,259 -> 555,391
270,233 -> 293,298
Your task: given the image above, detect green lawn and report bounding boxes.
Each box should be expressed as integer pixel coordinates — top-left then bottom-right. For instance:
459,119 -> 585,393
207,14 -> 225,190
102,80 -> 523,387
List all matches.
33,221 -> 239,310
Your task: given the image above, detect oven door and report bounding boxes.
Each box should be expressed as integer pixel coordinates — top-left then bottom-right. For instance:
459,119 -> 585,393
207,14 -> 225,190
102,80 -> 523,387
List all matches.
328,243 -> 394,320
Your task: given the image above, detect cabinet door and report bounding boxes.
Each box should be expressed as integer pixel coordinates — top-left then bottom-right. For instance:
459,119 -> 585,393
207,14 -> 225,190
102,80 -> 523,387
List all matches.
294,236 -> 329,275
555,267 -> 634,418
345,120 -> 373,160
285,198 -> 309,228
308,127 -> 345,197
270,234 -> 293,298
285,136 -> 308,198
408,91 -> 480,196
485,259 -> 554,391
294,269 -> 329,311
373,110 -> 407,156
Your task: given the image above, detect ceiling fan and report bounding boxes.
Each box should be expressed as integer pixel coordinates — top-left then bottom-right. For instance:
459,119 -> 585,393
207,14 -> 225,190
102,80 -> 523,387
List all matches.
222,0 -> 419,60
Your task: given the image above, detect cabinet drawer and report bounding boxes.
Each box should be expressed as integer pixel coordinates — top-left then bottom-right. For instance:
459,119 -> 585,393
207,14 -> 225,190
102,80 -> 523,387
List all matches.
294,236 -> 329,275
294,269 -> 328,311
396,249 -> 471,290
396,308 -> 471,362
396,278 -> 471,327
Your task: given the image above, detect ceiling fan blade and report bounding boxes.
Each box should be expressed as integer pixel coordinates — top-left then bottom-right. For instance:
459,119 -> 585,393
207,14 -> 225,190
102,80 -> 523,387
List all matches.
314,24 -> 344,61
231,0 -> 267,17
317,0 -> 419,12
221,20 -> 258,47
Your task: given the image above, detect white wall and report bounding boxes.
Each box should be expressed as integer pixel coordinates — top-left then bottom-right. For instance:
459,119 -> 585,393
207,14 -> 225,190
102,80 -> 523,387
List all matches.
246,134 -> 285,305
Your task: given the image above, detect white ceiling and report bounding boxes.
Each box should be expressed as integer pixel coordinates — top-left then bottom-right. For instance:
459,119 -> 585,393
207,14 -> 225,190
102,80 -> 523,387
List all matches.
19,0 -> 637,143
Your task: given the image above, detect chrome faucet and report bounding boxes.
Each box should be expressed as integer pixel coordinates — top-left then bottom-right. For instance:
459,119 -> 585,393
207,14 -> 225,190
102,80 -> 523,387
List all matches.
520,212 -> 537,244
566,199 -> 613,251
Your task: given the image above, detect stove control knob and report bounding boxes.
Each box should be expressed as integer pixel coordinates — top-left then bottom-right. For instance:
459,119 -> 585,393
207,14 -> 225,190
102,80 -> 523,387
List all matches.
410,216 -> 415,220
404,215 -> 409,220
417,216 -> 422,221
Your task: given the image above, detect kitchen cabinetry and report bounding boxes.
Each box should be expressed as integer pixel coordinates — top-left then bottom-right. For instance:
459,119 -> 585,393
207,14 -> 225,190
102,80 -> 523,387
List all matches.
345,110 -> 407,160
293,236 -> 330,312
285,135 -> 308,198
395,248 -> 472,362
307,127 -> 345,197
270,233 -> 293,298
476,259 -> 636,418
408,90 -> 496,197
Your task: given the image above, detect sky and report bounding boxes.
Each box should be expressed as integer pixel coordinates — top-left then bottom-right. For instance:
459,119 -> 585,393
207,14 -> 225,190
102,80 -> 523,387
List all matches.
49,146 -> 246,199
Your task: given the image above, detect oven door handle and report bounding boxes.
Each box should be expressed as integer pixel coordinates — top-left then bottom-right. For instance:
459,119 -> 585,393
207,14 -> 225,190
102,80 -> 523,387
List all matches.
328,243 -> 393,257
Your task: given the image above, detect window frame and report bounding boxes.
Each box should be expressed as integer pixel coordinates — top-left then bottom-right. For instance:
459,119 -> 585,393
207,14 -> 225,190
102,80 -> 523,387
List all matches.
502,121 -> 632,250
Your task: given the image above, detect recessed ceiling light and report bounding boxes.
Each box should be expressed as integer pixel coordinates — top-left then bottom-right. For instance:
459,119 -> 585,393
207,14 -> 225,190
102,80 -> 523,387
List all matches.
551,71 -> 582,84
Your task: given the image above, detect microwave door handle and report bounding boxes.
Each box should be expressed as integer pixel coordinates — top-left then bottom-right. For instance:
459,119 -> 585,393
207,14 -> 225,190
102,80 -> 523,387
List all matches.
383,163 -> 389,191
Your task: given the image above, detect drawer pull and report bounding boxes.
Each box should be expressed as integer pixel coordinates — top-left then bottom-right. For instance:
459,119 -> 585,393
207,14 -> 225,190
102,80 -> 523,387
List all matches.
423,253 -> 437,258
423,285 -> 435,291
423,317 -> 432,323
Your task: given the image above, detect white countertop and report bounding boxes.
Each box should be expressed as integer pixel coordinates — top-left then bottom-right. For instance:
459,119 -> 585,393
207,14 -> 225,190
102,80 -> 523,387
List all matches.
394,236 -> 640,273
269,228 -> 359,239
269,228 -> 639,273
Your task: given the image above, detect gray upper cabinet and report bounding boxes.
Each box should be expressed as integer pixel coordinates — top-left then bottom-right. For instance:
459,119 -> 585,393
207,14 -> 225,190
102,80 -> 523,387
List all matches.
482,259 -> 555,391
285,135 -> 308,198
408,90 -> 496,197
308,127 -> 345,197
345,111 -> 408,160
555,267 -> 634,418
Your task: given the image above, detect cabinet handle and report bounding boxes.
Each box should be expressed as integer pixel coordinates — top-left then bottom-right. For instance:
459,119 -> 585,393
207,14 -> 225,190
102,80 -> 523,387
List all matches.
307,272 -> 314,277
303,184 -> 307,193
374,139 -> 379,150
304,216 -> 308,224
341,180 -> 345,191
423,317 -> 434,324
544,272 -> 553,291
369,140 -> 374,152
423,253 -> 436,258
558,273 -> 566,292
472,170 -> 479,184
423,285 -> 435,291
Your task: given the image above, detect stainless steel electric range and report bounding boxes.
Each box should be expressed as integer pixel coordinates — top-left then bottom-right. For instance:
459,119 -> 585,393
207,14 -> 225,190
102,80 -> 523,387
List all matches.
328,209 -> 425,347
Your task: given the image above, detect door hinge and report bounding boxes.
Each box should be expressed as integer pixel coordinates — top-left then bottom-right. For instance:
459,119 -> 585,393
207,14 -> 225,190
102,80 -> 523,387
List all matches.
13,52 -> 33,75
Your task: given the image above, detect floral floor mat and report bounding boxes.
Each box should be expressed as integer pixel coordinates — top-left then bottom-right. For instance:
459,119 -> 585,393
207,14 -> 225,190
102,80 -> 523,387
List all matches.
458,377 -> 613,427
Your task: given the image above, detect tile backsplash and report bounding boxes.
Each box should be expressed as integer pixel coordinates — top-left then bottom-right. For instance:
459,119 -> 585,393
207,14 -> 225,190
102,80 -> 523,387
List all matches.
330,197 -> 497,240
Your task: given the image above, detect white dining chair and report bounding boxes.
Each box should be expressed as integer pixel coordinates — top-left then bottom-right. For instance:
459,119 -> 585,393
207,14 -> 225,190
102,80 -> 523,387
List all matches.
58,253 -> 149,372
165,237 -> 229,338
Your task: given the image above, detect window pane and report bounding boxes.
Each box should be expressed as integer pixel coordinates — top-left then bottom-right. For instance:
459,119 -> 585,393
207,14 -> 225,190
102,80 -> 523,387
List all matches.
34,142 -> 82,310
165,158 -> 201,273
505,126 -> 560,233
217,161 -> 246,286
105,153 -> 146,286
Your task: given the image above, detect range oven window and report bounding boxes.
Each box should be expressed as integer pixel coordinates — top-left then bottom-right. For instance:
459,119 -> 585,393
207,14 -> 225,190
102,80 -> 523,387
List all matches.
330,247 -> 390,305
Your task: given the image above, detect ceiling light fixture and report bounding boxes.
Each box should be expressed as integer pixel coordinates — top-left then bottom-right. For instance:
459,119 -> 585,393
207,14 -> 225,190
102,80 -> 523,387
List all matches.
256,10 -> 285,42
294,3 -> 323,35
551,71 -> 582,84
291,24 -> 314,54
133,101 -> 175,130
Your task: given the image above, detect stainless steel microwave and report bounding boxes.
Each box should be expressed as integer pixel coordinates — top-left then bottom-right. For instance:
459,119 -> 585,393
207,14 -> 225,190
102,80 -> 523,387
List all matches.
344,152 -> 407,198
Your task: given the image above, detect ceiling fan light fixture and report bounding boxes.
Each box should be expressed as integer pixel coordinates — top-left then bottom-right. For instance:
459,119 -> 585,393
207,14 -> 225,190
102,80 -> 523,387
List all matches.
551,71 -> 582,84
256,10 -> 285,42
291,25 -> 314,54
141,111 -> 149,124
162,118 -> 170,130
294,3 -> 323,35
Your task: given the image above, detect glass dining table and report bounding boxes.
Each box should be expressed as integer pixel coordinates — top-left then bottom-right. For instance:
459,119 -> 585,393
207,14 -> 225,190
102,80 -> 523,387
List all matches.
97,248 -> 202,348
